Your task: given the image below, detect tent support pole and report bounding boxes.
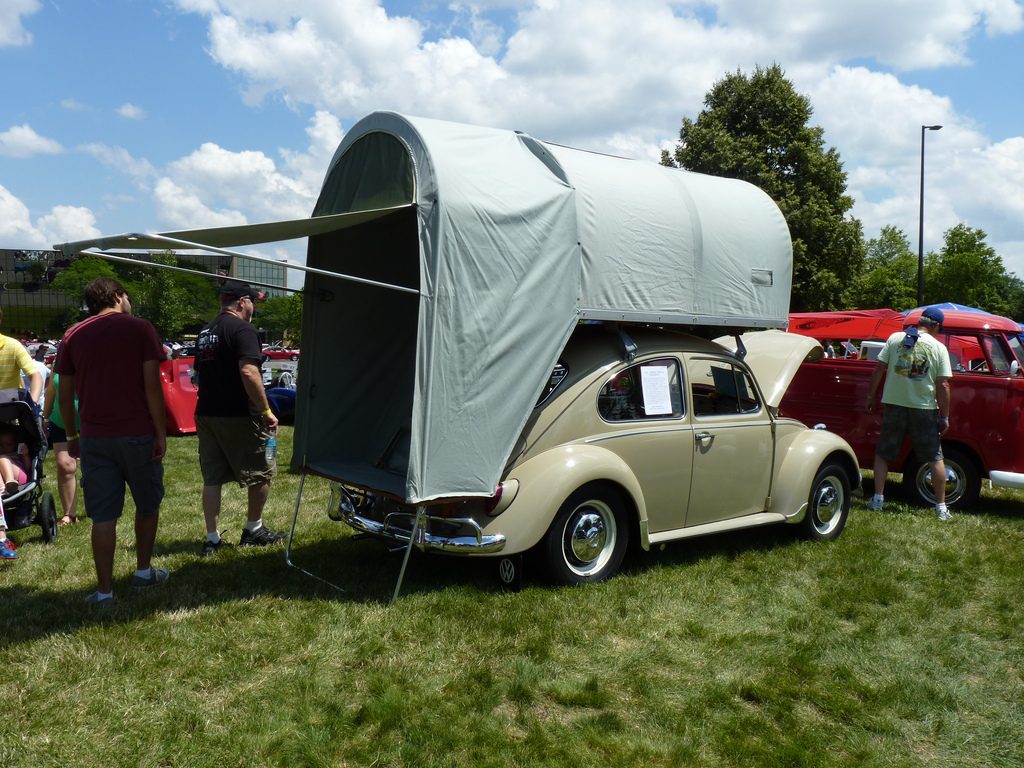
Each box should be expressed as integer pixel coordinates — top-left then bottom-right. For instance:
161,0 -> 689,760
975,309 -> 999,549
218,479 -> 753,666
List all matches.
285,468 -> 345,593
391,506 -> 425,604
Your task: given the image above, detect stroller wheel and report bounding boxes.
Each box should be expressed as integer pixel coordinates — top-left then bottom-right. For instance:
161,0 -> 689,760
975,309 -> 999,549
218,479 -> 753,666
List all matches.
39,492 -> 57,544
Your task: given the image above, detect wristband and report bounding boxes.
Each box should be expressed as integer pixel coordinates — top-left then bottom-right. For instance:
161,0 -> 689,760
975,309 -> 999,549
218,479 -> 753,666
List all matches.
66,433 -> 80,441
261,408 -> 272,416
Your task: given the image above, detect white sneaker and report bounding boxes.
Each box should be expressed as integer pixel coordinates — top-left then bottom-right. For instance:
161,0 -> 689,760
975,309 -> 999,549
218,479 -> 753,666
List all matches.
936,504 -> 951,521
867,495 -> 884,511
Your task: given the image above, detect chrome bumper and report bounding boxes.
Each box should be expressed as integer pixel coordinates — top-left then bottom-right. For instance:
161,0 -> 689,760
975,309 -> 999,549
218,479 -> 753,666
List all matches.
989,470 -> 1024,490
342,507 -> 507,555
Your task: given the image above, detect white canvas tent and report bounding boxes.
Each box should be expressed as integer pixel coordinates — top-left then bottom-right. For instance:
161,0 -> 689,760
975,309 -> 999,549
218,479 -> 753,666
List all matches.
56,111 -> 792,506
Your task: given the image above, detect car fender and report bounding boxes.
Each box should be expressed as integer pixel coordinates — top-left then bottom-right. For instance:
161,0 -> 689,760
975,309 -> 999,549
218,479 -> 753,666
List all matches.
489,443 -> 648,554
770,424 -> 860,519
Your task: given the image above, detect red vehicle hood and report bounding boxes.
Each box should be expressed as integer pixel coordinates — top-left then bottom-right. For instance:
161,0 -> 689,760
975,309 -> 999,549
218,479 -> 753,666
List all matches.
788,309 -> 906,341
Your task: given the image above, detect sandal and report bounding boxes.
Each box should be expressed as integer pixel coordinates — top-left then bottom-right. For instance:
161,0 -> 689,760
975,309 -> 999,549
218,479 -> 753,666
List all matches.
58,515 -> 79,527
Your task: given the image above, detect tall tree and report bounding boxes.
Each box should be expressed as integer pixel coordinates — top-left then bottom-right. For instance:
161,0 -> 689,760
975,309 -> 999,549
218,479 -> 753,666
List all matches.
924,224 -> 1024,316
50,255 -> 122,324
843,226 -> 919,310
127,253 -> 219,338
663,64 -> 864,311
256,292 -> 304,346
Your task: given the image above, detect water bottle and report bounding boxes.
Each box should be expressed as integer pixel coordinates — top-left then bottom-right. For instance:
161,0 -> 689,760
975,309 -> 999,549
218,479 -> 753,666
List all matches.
264,433 -> 277,461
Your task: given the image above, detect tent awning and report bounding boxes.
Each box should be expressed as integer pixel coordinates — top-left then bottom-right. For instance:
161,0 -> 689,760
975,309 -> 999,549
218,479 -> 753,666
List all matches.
53,204 -> 413,255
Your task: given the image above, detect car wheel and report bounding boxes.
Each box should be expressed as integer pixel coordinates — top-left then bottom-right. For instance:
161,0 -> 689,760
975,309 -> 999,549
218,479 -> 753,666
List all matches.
39,492 -> 58,544
544,484 -> 628,585
802,463 -> 850,541
902,446 -> 981,509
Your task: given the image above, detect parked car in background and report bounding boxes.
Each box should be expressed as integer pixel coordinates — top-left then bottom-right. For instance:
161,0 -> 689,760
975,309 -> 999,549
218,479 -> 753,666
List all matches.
262,345 -> 299,361
781,307 -> 1024,508
266,385 -> 296,424
25,341 -> 57,364
338,325 -> 860,585
160,356 -> 198,435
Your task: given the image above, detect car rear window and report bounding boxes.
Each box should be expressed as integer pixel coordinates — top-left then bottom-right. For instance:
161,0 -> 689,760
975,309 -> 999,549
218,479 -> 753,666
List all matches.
597,358 -> 683,421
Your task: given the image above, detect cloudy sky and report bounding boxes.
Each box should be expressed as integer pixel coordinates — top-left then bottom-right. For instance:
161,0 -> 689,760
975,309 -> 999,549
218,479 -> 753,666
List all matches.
2,0 -> 1022,288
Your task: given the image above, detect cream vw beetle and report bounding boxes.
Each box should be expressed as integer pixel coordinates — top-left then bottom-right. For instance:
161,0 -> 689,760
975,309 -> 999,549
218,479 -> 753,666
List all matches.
340,324 -> 860,585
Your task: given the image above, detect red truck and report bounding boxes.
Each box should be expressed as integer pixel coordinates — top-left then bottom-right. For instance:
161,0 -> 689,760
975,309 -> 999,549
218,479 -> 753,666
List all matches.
780,307 -> 1024,508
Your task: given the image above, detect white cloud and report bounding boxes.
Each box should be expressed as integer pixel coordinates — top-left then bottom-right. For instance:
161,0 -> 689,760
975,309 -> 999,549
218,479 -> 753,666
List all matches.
139,2 -> 1024,281
164,142 -> 312,223
278,109 -> 344,190
711,0 -> 1024,69
80,143 -> 158,186
0,184 -> 99,249
36,205 -> 102,246
61,98 -> 90,111
117,103 -> 147,120
0,124 -> 63,158
0,0 -> 40,47
153,177 -> 249,230
0,184 -> 41,244
150,110 -> 338,231
806,65 -> 1024,275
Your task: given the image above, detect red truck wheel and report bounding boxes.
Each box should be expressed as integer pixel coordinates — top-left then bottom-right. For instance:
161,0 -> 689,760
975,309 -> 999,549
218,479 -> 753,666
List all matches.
902,447 -> 981,509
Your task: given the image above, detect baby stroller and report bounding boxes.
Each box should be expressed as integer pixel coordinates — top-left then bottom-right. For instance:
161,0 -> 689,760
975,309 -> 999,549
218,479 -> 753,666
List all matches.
0,390 -> 57,543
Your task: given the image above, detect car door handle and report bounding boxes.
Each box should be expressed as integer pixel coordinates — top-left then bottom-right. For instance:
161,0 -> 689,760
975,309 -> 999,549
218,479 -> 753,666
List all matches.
695,431 -> 713,444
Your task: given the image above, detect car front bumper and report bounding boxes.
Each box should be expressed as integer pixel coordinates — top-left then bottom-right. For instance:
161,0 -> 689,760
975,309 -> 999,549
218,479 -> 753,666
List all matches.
989,470 -> 1024,490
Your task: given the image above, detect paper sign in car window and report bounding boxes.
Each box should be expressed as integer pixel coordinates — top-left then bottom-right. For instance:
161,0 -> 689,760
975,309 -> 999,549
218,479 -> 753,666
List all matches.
641,364 -> 673,415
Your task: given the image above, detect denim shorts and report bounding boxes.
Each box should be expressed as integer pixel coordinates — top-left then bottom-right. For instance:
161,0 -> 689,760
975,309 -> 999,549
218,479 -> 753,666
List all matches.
877,404 -> 944,463
80,435 -> 165,523
196,415 -> 276,488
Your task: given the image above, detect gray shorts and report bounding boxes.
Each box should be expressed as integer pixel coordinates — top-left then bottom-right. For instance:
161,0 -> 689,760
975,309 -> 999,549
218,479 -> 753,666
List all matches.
877,404 -> 944,463
80,435 -> 165,523
196,414 -> 276,488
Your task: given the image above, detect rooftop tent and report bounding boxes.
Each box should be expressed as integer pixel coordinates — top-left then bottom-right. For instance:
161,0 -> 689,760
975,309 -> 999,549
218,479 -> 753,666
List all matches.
295,112 -> 793,504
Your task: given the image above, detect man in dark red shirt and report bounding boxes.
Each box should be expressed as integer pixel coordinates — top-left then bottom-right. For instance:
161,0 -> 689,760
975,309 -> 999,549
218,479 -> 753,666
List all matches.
55,277 -> 167,605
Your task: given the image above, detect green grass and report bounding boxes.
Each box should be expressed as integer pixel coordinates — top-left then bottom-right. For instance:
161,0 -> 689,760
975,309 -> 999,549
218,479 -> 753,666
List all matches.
2,432 -> 1023,767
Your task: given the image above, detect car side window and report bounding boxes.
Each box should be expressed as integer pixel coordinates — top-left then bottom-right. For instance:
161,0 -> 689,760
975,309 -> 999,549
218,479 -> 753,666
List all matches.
597,358 -> 683,421
980,335 -> 1013,375
687,358 -> 761,416
945,333 -> 1013,375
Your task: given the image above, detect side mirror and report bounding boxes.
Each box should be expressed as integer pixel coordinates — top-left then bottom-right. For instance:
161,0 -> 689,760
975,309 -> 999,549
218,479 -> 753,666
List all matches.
1011,360 -> 1020,377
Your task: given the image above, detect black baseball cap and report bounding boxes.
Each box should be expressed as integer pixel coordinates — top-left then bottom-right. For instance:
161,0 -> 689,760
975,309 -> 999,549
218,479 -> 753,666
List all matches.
219,280 -> 256,300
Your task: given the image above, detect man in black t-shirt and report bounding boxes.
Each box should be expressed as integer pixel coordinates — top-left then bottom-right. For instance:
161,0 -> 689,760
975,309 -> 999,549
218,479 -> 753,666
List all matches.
194,281 -> 282,556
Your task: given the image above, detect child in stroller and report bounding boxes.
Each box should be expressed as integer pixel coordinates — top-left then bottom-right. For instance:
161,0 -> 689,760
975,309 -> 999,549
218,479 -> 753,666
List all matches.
0,422 -> 30,496
0,392 -> 58,559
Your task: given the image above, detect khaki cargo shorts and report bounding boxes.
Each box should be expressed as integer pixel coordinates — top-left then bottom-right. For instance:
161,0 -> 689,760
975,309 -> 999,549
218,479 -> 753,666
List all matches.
196,414 -> 276,487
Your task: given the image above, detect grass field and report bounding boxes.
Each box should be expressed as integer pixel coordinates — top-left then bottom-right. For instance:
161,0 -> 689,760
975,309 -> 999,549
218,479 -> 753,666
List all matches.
2,429 -> 1023,767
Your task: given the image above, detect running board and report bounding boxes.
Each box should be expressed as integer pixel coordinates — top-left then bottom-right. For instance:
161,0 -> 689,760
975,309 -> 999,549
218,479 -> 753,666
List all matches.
646,512 -> 789,545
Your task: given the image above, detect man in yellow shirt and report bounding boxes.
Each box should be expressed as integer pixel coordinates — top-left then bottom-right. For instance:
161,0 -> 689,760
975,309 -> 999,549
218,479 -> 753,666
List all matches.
0,309 -> 44,560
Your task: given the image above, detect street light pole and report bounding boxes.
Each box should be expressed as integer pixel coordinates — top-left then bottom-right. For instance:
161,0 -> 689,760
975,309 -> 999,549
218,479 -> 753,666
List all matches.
917,124 -> 943,306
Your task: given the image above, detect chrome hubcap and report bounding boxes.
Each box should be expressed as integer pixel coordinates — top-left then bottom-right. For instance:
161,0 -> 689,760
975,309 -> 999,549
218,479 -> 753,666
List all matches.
918,463 -> 964,505
562,500 -> 616,576
812,476 -> 844,534
570,512 -> 607,562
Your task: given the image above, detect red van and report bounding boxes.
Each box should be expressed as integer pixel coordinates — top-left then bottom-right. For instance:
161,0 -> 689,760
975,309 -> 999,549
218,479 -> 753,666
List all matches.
780,308 -> 1024,507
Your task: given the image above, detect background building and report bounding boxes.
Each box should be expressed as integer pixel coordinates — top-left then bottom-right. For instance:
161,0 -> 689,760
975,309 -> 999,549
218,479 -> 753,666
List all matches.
0,248 -> 288,338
